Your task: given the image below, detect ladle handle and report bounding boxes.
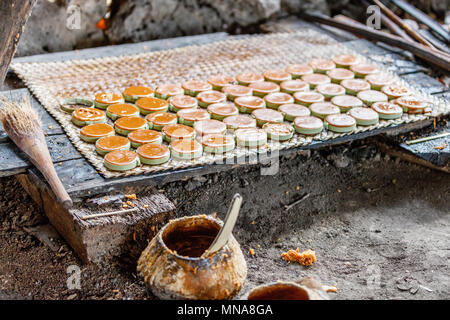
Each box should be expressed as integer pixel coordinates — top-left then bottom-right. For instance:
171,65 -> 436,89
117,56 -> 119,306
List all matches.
203,193 -> 242,257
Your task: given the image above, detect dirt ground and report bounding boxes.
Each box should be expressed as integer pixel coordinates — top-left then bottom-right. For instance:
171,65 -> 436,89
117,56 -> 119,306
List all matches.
0,139 -> 449,300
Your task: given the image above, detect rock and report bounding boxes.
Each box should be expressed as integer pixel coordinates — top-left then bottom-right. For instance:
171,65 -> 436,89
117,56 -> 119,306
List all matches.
409,0 -> 450,18
107,0 -> 281,43
281,0 -> 328,14
16,0 -> 107,56
330,154 -> 351,168
106,0 -> 331,43
16,0 -> 334,55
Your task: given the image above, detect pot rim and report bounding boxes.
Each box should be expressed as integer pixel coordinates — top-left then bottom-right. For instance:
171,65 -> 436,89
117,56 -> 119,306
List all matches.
246,280 -> 313,300
157,214 -> 225,262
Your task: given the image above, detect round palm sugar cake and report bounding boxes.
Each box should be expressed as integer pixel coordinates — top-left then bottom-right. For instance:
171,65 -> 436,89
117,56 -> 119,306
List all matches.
332,54 -> 359,68
293,116 -> 323,135
249,81 -> 280,97
236,72 -> 264,86
128,129 -> 163,147
104,150 -> 140,171
309,102 -> 340,119
201,134 -> 235,153
162,124 -> 195,142
223,114 -> 256,130
279,103 -> 310,121
145,112 -> 177,130
194,119 -> 227,136
252,108 -> 284,126
234,96 -> 266,113
168,95 -> 198,112
137,143 -> 170,165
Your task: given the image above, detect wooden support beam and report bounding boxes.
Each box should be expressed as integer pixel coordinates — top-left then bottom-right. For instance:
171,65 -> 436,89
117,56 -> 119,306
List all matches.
0,0 -> 37,84
16,172 -> 176,264
374,137 -> 449,174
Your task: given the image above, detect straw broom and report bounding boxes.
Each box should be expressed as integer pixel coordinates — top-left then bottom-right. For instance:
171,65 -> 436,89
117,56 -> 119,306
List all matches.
0,95 -> 73,208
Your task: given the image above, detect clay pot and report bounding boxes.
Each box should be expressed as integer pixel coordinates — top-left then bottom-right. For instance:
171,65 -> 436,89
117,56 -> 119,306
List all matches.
247,279 -> 329,300
137,214 -> 247,300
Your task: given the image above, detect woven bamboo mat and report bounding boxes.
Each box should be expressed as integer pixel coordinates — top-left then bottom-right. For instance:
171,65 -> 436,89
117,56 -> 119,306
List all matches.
11,30 -> 449,178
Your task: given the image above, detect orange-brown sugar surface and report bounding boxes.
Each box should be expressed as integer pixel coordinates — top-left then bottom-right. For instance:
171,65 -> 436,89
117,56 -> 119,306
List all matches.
104,150 -> 137,165
73,108 -> 105,121
80,123 -> 114,137
156,84 -> 184,96
163,124 -> 195,139
123,86 -> 153,96
170,139 -> 202,153
108,103 -> 139,117
137,143 -> 169,159
95,92 -> 123,104
115,116 -> 147,130
236,72 -> 264,84
96,135 -> 129,150
207,103 -> 238,116
169,95 -> 198,109
136,97 -> 169,112
207,75 -> 235,87
146,112 -> 177,125
177,108 -> 210,121
128,129 -> 162,144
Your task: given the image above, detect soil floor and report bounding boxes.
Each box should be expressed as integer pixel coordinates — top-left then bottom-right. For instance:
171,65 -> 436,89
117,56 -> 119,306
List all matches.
0,140 -> 449,300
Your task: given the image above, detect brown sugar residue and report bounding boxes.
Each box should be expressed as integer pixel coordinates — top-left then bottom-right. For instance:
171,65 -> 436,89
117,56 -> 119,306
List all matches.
281,248 -> 316,266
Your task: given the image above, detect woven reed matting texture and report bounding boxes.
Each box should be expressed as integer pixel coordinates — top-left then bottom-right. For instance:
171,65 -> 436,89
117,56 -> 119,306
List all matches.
11,31 -> 449,178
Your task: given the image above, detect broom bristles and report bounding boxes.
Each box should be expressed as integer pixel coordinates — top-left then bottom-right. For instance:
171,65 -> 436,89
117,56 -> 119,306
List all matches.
0,94 -> 42,136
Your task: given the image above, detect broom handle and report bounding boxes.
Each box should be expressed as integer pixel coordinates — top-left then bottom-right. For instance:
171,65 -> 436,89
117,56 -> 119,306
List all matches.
37,157 -> 73,209
23,136 -> 73,209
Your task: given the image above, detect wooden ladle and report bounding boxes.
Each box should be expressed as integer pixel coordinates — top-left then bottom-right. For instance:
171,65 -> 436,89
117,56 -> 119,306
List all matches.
202,193 -> 243,258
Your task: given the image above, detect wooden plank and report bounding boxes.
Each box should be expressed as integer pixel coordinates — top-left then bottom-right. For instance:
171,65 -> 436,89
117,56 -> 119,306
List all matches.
375,137 -> 449,173
0,88 -> 63,142
401,73 -> 449,95
0,134 -> 81,177
16,172 -> 176,263
44,117 -> 432,200
0,0 -> 37,83
399,133 -> 449,167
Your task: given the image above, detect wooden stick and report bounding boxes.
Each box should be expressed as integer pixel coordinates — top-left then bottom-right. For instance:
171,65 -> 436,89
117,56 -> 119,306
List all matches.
362,0 -> 415,42
417,29 -> 450,55
372,0 -> 436,49
299,12 -> 450,72
405,132 -> 450,145
380,12 -> 415,42
334,14 -> 366,28
81,208 -> 139,220
284,193 -> 310,211
0,0 -> 37,84
390,0 -> 450,44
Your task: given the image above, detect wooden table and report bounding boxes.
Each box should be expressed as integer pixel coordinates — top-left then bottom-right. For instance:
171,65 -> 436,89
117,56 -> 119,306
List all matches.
1,22 -> 448,262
